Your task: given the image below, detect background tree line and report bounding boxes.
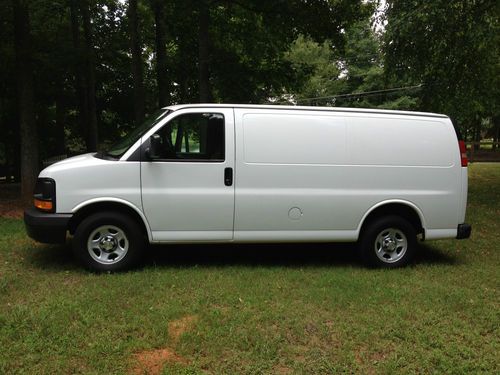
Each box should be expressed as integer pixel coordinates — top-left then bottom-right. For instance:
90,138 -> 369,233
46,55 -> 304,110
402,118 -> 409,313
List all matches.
0,0 -> 498,200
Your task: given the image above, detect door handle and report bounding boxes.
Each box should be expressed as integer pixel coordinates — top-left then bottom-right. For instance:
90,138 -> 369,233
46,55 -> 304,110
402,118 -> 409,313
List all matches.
224,167 -> 233,186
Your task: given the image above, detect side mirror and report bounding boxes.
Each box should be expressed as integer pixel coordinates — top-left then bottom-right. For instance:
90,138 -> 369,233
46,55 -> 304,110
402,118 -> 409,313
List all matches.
145,134 -> 161,160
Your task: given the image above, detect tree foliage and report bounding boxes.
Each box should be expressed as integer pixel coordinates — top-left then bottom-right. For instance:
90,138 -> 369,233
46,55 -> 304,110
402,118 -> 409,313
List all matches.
0,0 -> 498,195
383,0 -> 499,137
284,16 -> 419,109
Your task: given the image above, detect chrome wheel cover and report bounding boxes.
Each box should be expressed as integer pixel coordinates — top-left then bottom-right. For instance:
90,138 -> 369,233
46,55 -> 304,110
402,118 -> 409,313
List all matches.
87,225 -> 129,265
374,227 -> 408,263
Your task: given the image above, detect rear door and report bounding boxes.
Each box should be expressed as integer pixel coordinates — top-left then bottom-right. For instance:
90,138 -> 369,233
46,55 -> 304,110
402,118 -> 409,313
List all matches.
141,108 -> 235,241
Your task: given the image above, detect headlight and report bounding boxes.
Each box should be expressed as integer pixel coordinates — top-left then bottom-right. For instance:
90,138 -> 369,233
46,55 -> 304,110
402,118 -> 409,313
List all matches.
33,178 -> 56,212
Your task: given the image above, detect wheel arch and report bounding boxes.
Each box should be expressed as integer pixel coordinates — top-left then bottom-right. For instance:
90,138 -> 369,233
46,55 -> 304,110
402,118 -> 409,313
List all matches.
357,200 -> 426,240
68,198 -> 152,242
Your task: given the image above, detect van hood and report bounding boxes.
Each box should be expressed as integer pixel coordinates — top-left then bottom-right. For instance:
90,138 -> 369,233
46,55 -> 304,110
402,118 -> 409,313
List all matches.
39,153 -> 112,178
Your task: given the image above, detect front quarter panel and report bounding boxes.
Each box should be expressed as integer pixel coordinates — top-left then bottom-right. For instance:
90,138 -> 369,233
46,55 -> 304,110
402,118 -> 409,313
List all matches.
39,154 -> 141,215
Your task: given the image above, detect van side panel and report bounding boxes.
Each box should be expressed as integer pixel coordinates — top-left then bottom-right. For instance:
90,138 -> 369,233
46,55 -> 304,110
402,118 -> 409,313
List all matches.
347,116 -> 461,235
234,109 -> 355,240
348,117 -> 454,167
233,109 -> 462,242
243,113 -> 346,164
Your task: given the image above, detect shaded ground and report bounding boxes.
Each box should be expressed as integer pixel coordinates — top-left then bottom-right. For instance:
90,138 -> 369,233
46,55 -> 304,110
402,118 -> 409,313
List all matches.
0,183 -> 24,219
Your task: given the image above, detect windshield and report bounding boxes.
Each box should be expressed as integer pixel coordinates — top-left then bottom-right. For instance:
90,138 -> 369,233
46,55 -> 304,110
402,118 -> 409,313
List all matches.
104,109 -> 171,159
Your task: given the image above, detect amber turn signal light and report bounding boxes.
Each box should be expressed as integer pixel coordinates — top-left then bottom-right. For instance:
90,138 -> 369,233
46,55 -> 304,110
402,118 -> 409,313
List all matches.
34,198 -> 53,211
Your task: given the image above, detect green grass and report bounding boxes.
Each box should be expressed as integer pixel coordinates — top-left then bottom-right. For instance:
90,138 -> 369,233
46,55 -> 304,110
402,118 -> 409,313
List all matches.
1,163 -> 499,374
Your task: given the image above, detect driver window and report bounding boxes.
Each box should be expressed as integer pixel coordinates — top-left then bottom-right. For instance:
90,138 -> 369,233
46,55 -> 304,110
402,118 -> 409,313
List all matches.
156,113 -> 224,161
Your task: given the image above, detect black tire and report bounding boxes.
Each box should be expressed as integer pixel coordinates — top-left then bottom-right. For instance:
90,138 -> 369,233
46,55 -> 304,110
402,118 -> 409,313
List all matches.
72,211 -> 146,272
359,215 -> 417,268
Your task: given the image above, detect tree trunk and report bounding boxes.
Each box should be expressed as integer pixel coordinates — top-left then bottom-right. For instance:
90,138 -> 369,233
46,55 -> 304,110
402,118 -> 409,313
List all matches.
174,125 -> 183,152
474,121 -> 481,142
153,0 -> 168,107
128,0 -> 145,123
12,0 -> 39,202
55,90 -> 67,155
198,0 -> 211,103
179,37 -> 189,103
13,122 -> 21,182
37,102 -> 48,157
81,0 -> 98,151
69,0 -> 89,149
493,115 -> 499,151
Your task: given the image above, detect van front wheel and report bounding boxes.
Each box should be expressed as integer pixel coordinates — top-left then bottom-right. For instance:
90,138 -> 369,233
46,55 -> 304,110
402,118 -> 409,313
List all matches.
73,211 -> 145,271
359,216 -> 416,268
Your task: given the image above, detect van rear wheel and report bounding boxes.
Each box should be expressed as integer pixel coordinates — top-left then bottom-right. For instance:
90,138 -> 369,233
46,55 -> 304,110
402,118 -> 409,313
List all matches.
359,215 -> 416,268
73,211 -> 145,271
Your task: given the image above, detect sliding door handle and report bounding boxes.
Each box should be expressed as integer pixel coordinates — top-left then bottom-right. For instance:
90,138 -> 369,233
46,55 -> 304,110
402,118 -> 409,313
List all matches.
224,167 -> 233,186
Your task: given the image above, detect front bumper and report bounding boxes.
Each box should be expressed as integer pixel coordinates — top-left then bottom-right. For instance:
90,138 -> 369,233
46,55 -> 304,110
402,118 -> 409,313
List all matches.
456,223 -> 472,239
24,208 -> 72,244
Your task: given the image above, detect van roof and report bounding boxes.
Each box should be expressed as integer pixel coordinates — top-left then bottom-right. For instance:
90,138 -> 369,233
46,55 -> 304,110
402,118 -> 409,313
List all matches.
163,103 -> 449,119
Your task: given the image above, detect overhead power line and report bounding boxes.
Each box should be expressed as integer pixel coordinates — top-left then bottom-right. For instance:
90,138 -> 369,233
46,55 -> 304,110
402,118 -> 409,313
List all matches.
291,84 -> 423,104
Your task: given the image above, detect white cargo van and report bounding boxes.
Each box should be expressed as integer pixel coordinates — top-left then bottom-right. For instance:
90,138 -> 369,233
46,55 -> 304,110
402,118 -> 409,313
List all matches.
24,104 -> 471,270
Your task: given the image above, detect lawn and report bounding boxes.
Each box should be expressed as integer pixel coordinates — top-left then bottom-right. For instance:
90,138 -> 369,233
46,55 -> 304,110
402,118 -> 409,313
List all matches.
0,163 -> 499,374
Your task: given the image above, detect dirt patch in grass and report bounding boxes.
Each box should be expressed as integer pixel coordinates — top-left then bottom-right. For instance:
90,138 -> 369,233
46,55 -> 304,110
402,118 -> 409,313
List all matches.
168,315 -> 198,342
130,348 -> 187,375
272,364 -> 293,374
355,343 -> 394,375
130,315 -> 198,374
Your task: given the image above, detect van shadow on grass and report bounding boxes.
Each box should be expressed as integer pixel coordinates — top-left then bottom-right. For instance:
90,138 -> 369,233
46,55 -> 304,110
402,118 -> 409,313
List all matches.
28,240 -> 457,271
146,242 -> 360,268
27,242 -> 81,272
413,243 -> 457,266
145,242 -> 457,269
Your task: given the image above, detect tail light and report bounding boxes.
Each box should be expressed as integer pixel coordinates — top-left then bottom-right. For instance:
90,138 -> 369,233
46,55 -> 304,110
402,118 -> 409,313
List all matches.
459,140 -> 468,167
